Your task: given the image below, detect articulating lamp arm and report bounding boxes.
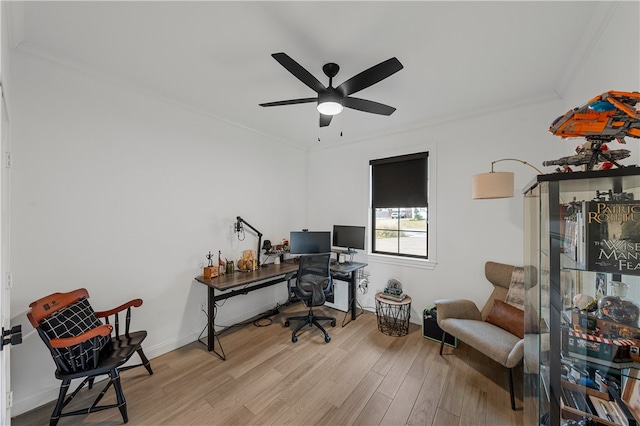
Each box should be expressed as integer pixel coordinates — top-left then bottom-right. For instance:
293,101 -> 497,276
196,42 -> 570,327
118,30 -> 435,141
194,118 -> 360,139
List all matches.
490,158 -> 543,174
236,216 -> 263,268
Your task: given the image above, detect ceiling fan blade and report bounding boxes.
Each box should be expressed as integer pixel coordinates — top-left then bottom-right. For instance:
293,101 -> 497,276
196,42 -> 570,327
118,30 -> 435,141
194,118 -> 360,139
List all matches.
343,97 -> 396,115
320,114 -> 332,127
336,57 -> 403,96
271,53 -> 326,93
259,98 -> 317,107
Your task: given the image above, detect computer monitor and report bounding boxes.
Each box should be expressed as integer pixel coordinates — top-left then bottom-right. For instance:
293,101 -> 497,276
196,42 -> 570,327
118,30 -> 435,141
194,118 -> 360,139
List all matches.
289,231 -> 331,254
332,225 -> 365,252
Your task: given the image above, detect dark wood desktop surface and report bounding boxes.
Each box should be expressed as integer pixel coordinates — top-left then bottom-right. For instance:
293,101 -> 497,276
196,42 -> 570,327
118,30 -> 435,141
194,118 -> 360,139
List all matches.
195,259 -> 366,291
195,261 -> 298,291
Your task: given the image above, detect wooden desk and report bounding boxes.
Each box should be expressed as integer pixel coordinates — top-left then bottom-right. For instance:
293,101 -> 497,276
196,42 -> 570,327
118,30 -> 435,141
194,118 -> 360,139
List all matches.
195,259 -> 367,360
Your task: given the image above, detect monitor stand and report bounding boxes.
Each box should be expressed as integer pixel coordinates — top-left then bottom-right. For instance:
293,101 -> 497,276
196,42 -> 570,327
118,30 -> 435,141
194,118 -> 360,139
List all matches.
331,248 -> 357,263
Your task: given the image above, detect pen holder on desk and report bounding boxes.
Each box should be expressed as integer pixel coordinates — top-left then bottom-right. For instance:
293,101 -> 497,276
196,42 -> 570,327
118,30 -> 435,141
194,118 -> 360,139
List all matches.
204,266 -> 219,279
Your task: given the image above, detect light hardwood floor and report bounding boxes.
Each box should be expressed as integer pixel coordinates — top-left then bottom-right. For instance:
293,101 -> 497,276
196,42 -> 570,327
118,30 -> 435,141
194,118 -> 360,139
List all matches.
13,304 -> 524,426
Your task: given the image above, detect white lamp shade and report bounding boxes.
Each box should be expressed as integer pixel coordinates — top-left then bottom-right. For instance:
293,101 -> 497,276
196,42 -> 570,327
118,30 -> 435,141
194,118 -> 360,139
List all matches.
472,172 -> 515,199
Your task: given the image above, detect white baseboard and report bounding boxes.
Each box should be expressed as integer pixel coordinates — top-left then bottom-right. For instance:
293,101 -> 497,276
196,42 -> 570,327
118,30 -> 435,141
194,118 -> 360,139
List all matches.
12,300 -> 282,417
11,330 -> 200,417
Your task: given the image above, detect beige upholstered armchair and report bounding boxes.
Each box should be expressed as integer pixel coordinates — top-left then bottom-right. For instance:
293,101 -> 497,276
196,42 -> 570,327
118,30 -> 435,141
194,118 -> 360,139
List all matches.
435,261 -> 530,411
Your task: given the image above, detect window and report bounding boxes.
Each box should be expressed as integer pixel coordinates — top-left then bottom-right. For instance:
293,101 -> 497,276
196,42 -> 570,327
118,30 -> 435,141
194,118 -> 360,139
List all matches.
370,152 -> 429,259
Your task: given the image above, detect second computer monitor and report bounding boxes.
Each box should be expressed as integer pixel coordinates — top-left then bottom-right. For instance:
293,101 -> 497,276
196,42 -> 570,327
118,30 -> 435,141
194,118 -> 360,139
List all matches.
289,231 -> 331,254
332,225 -> 365,252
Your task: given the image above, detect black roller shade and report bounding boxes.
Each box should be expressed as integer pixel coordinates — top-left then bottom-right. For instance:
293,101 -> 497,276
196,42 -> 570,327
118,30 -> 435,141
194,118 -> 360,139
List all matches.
370,152 -> 428,208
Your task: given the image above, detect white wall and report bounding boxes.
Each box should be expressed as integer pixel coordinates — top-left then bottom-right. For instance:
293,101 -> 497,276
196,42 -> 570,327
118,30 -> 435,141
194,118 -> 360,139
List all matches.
307,1 -> 640,325
308,100 -> 562,318
8,50 -> 308,415
7,0 -> 639,417
561,1 -> 640,123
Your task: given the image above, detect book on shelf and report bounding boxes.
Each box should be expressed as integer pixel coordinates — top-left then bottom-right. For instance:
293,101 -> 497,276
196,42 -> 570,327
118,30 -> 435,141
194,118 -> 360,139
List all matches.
584,200 -> 640,276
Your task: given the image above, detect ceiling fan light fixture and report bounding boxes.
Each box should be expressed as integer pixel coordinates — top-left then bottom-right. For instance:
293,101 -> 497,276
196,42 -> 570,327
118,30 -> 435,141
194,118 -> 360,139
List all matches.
317,91 -> 343,115
317,101 -> 343,115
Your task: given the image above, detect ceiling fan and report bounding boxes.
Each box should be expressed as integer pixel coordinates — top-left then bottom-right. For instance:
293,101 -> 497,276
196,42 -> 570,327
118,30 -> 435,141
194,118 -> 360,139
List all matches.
259,52 -> 403,127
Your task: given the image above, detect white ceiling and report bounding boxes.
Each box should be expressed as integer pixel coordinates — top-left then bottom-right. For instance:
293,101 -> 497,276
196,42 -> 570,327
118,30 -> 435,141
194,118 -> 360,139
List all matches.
7,1 -> 612,149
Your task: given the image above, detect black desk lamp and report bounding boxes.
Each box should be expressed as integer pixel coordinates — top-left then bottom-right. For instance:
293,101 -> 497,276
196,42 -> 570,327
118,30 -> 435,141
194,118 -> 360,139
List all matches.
234,216 -> 264,268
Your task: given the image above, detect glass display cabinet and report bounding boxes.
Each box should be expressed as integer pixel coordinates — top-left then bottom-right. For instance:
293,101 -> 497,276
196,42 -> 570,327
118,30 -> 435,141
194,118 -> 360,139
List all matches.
525,168 -> 640,426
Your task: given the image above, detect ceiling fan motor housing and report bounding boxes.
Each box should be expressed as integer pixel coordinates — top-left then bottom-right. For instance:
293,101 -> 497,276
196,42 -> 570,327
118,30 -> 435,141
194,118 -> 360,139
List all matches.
318,90 -> 343,107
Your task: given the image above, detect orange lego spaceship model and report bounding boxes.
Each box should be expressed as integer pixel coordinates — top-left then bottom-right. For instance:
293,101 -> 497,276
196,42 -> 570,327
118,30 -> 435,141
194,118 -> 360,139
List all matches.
546,91 -> 640,171
549,90 -> 640,143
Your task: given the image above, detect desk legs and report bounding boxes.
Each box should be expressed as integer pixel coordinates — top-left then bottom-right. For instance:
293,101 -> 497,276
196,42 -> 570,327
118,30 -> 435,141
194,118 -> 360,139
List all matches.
207,287 -> 226,361
338,272 -> 358,327
350,273 -> 357,321
203,275 -> 286,360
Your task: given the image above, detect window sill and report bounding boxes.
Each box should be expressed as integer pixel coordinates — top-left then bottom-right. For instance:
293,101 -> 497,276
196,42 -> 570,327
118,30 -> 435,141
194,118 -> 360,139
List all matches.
366,253 -> 438,270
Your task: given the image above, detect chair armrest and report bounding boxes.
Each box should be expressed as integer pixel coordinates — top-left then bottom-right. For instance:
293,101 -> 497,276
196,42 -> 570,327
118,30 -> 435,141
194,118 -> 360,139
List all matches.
285,272 -> 297,281
435,299 -> 482,321
49,324 -> 113,349
94,299 -> 143,318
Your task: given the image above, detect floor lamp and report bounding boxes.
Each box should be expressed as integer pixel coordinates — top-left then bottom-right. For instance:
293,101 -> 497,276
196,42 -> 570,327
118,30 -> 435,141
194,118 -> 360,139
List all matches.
472,158 -> 543,199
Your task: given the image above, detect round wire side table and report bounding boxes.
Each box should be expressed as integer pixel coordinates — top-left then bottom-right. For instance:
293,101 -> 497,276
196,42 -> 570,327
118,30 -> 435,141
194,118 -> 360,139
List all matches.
375,292 -> 412,337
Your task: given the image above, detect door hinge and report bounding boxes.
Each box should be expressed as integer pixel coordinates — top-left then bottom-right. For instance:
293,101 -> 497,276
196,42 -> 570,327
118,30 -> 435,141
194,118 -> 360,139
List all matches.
0,325 -> 22,351
5,272 -> 12,289
6,391 -> 12,409
4,152 -> 11,169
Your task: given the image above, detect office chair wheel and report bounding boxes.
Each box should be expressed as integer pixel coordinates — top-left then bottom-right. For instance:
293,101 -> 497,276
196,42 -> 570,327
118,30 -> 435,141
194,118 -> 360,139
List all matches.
292,335 -> 298,343
330,319 -> 336,327
284,320 -> 290,327
325,335 -> 331,343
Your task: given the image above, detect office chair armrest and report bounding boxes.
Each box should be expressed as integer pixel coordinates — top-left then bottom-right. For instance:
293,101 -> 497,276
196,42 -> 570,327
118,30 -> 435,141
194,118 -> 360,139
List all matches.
48,324 -> 113,349
285,272 -> 297,282
94,299 -> 143,318
285,272 -> 298,302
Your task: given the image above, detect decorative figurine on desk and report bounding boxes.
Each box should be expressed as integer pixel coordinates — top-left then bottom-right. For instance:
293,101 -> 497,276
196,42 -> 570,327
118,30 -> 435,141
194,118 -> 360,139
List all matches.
237,250 -> 257,272
218,250 -> 226,275
203,251 -> 219,279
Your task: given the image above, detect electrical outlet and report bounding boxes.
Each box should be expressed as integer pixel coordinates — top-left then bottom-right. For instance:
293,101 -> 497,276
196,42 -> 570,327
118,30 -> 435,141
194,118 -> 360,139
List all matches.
200,302 -> 206,314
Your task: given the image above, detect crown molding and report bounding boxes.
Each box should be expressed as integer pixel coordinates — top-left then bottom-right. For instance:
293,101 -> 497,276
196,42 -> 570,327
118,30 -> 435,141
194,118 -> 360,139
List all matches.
14,42 -> 309,153
15,41 -> 563,155
311,90 -> 561,152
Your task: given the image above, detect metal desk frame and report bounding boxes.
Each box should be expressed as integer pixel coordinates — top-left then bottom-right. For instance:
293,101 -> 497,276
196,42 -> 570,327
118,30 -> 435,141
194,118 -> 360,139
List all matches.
195,259 -> 367,360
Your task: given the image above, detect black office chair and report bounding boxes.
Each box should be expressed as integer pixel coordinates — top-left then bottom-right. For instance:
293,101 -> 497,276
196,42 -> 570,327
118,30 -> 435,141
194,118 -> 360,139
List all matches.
284,253 -> 336,343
